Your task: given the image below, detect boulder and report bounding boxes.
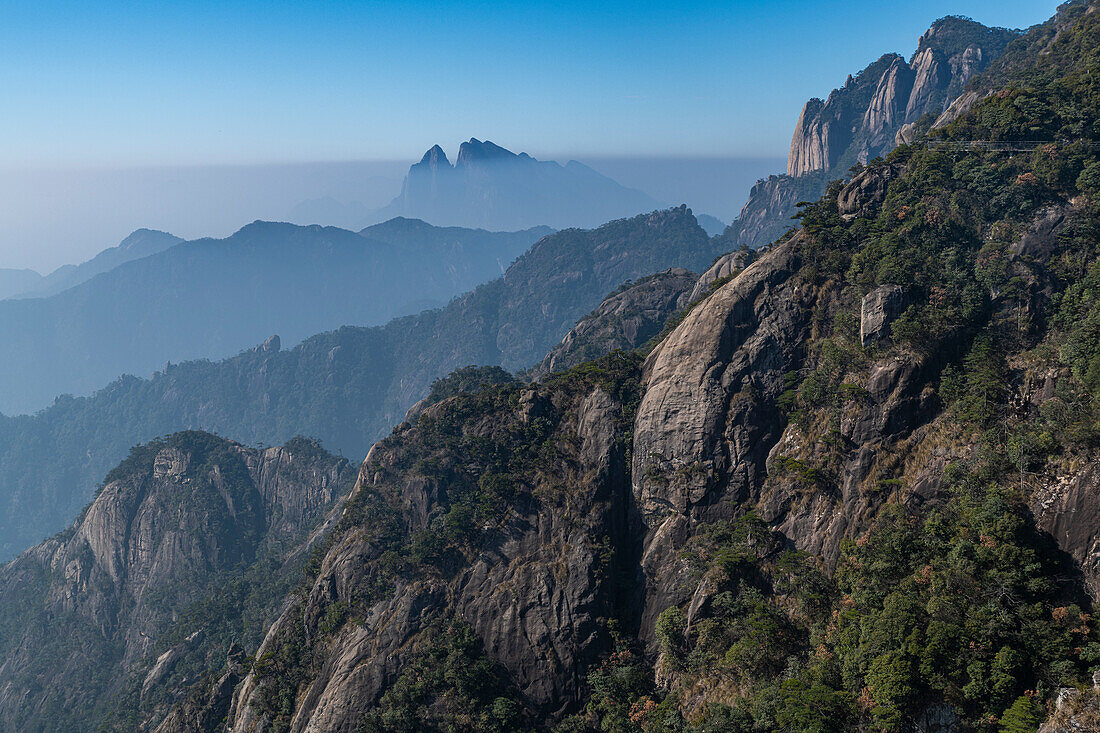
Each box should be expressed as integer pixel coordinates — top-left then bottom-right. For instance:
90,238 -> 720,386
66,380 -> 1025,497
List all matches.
859,285 -> 904,347
838,164 -> 904,220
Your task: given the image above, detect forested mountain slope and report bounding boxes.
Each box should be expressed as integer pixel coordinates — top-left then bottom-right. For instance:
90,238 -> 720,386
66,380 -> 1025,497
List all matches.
0,207 -> 720,562
133,2 -> 1100,730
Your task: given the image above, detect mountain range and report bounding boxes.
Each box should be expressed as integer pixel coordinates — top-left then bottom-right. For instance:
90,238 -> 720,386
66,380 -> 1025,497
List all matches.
6,2 -> 1100,732
0,206 -> 720,562
0,217 -> 549,416
0,229 -> 184,300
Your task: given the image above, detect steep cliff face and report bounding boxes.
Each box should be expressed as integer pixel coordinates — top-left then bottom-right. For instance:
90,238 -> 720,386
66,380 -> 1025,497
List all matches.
722,16 -> 1020,251
0,432 -> 353,731
219,362 -> 643,731
787,17 -> 1018,177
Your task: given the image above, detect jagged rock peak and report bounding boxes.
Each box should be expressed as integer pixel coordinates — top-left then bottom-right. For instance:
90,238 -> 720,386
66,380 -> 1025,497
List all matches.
785,18 -> 1019,177
416,144 -> 451,169
787,98 -> 830,176
456,138 -> 517,167
863,55 -> 915,138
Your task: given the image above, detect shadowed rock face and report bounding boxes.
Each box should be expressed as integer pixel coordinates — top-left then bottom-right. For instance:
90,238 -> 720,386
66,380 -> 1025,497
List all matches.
860,285 -> 905,347
529,268 -> 697,380
837,162 -> 905,220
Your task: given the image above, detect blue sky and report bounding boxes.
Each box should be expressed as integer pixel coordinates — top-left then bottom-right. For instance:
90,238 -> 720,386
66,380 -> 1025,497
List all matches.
0,0 -> 1063,167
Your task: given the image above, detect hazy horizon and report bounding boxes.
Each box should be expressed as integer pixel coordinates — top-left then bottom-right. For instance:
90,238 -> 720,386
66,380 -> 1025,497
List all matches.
0,153 -> 784,273
0,0 -> 1062,270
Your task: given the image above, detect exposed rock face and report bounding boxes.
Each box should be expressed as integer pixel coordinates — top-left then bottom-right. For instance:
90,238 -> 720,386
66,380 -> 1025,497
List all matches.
687,249 -> 756,302
155,646 -> 247,733
734,18 -> 1017,253
860,285 -> 905,346
0,432 -> 352,731
224,379 -> 636,731
863,57 -> 916,144
529,268 -> 697,379
631,236 -> 810,634
932,90 -> 982,128
786,18 -> 1018,178
1032,464 -> 1100,598
722,173 -> 817,249
787,99 -> 833,176
1010,203 -> 1072,259
905,47 -> 950,121
837,162 -> 905,219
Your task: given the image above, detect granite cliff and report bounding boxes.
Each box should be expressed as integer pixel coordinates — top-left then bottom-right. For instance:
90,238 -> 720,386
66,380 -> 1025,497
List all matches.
0,432 -> 355,731
725,15 -> 1021,250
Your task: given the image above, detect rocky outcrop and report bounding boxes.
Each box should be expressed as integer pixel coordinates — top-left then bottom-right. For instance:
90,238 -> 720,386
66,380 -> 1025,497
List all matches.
529,268 -> 696,379
1032,463 -> 1100,598
735,18 -> 1017,253
223,377 -> 637,731
687,249 -> 756,302
932,89 -> 981,128
863,57 -> 916,145
1010,203 -> 1073,259
723,173 -> 818,250
837,162 -> 905,219
905,47 -> 951,122
859,285 -> 905,346
787,99 -> 833,176
631,236 -> 810,634
0,432 -> 353,731
785,18 -> 1018,178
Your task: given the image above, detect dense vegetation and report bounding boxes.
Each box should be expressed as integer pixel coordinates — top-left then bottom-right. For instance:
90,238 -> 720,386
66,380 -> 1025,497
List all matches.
12,4 -> 1100,732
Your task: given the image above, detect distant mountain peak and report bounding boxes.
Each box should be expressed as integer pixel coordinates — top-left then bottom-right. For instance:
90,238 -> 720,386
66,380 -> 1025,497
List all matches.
117,228 -> 180,251
456,138 -> 517,167
372,139 -> 659,231
417,144 -> 451,170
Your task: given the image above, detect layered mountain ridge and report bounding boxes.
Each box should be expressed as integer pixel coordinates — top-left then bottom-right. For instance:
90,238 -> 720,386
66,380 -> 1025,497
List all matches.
127,3 -> 1100,731
0,206 -> 720,563
0,217 -> 549,416
6,2 -> 1100,732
